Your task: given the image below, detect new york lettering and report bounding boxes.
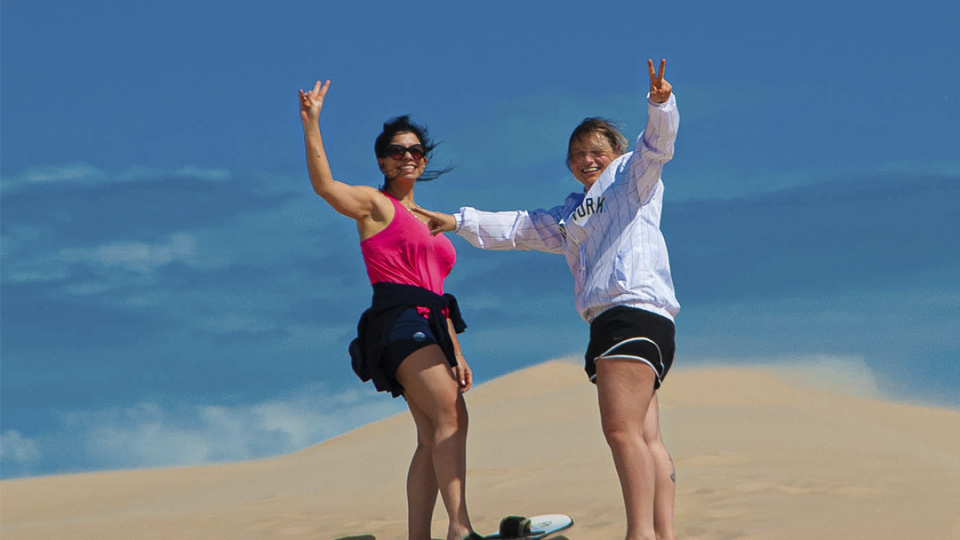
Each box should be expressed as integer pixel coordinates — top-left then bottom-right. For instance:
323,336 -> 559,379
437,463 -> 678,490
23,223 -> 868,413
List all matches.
573,196 -> 605,222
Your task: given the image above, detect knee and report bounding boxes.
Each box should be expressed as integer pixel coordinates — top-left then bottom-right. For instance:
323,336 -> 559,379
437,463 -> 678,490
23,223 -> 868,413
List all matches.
414,439 -> 433,461
414,423 -> 435,452
644,427 -> 671,460
415,429 -> 433,449
601,419 -> 639,451
434,396 -> 468,433
643,428 -> 663,447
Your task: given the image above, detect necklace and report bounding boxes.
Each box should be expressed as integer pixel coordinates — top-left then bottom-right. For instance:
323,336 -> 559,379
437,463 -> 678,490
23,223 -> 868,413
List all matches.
401,202 -> 430,225
384,189 -> 424,221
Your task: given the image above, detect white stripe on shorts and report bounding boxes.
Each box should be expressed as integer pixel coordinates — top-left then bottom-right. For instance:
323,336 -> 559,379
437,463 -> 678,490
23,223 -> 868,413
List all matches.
589,337 -> 664,383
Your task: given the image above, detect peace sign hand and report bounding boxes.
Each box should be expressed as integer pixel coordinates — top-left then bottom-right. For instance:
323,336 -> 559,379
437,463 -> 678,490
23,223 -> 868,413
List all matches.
299,80 -> 331,124
648,59 -> 672,104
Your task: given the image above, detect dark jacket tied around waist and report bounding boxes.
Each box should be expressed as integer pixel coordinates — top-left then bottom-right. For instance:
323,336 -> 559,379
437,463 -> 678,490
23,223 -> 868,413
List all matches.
349,282 -> 467,397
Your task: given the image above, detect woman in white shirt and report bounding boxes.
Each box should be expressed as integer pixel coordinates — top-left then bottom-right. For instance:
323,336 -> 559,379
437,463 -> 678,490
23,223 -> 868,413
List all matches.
417,60 -> 681,540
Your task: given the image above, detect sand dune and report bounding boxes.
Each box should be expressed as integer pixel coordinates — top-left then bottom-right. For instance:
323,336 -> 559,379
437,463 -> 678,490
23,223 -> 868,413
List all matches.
3,360 -> 959,540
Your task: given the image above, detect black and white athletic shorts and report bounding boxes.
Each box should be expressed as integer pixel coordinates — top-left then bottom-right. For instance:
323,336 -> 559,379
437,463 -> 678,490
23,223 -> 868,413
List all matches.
584,306 -> 676,389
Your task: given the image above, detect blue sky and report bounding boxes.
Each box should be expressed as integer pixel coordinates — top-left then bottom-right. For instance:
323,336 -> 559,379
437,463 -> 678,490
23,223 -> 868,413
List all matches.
2,0 -> 958,478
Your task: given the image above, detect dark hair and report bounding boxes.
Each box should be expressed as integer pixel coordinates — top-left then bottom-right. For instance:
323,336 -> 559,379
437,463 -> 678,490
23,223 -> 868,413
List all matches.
566,117 -> 629,165
375,115 -> 451,184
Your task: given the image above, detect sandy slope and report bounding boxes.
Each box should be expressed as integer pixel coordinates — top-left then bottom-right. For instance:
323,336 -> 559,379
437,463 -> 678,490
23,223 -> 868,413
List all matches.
3,361 -> 959,540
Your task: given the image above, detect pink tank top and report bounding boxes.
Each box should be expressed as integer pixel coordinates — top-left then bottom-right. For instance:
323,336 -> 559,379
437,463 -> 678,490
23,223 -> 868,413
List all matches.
361,193 -> 456,296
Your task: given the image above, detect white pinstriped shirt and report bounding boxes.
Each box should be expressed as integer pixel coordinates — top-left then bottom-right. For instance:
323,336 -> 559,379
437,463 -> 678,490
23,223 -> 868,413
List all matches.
454,94 -> 680,324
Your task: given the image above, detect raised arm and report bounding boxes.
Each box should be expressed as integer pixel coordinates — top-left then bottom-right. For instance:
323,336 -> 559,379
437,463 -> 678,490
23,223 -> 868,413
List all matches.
629,60 -> 680,197
300,80 -> 381,221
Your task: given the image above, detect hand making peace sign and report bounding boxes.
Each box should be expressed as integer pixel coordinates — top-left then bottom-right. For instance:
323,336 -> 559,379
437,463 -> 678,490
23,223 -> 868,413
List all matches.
299,79 -> 331,124
648,59 -> 672,104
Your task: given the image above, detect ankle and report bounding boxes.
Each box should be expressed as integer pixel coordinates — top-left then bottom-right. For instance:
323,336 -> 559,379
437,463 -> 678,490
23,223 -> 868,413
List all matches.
446,524 -> 474,540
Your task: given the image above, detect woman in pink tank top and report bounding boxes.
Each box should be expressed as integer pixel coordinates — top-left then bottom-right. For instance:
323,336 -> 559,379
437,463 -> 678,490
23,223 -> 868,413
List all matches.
300,80 -> 480,540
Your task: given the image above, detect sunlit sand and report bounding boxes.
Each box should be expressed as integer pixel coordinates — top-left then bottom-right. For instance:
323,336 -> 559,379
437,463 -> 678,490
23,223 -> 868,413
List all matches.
3,360 -> 959,540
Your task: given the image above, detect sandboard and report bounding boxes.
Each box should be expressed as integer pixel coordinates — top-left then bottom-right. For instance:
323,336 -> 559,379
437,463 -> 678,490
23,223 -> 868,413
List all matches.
486,514 -> 574,540
331,513 -> 572,540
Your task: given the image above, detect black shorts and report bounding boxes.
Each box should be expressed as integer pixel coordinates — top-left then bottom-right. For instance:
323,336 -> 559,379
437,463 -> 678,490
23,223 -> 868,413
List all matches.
381,307 -> 439,393
584,306 -> 676,389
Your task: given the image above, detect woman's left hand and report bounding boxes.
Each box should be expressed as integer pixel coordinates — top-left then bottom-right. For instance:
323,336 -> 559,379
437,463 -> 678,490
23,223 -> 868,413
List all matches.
453,355 -> 473,393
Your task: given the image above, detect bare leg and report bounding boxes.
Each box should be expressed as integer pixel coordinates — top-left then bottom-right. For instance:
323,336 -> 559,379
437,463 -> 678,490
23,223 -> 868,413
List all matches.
643,393 -> 675,540
397,345 -> 472,540
406,398 -> 439,540
595,357 -> 658,540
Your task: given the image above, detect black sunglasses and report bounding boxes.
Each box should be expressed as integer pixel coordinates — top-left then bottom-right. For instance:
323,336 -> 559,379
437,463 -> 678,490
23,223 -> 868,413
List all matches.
383,144 -> 426,161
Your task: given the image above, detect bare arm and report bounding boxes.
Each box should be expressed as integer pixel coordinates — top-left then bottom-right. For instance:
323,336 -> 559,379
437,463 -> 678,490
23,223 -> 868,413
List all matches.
447,318 -> 472,392
300,80 -> 381,221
